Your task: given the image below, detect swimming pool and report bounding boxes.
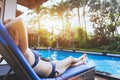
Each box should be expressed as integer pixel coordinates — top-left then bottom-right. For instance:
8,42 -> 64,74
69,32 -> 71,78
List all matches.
37,49 -> 120,77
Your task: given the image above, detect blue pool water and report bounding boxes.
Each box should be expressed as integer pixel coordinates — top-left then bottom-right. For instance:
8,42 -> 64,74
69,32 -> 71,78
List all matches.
37,49 -> 120,76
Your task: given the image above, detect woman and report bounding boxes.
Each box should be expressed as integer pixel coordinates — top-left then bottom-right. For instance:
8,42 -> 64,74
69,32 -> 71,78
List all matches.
4,18 -> 87,78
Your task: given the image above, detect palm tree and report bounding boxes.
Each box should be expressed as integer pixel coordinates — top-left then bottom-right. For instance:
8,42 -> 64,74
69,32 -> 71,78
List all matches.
27,5 -> 49,46
49,1 -> 74,45
69,0 -> 82,27
69,0 -> 89,40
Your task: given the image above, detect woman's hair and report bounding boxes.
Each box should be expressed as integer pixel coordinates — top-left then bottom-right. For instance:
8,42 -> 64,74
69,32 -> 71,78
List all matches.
3,19 -> 13,25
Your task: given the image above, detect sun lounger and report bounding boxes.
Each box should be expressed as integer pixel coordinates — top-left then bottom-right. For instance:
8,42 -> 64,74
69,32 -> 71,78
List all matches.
0,22 -> 95,80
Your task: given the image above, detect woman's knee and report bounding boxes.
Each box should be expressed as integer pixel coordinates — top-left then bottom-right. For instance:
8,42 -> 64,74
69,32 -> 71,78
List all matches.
67,56 -> 74,62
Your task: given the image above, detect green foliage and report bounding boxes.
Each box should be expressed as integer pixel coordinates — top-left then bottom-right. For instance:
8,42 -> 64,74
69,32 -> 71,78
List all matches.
75,27 -> 87,48
56,26 -> 77,48
37,28 -> 51,47
27,0 -> 120,53
117,20 -> 120,26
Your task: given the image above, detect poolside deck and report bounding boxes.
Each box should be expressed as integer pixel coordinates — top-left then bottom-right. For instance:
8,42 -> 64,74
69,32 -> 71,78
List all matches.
95,76 -> 107,80
68,76 -> 107,80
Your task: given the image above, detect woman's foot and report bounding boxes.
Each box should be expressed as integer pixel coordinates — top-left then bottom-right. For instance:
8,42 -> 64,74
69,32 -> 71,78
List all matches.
79,53 -> 87,61
71,53 -> 87,66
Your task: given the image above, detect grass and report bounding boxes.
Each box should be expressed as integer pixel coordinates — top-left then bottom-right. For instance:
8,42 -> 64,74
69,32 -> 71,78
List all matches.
59,47 -> 120,54
33,46 -> 120,54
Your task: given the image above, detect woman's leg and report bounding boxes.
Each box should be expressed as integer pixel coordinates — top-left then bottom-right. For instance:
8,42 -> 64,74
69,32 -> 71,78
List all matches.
52,53 -> 87,77
70,53 -> 87,66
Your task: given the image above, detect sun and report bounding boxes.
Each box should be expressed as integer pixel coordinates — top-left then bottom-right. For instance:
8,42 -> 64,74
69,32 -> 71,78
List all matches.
40,17 -> 63,35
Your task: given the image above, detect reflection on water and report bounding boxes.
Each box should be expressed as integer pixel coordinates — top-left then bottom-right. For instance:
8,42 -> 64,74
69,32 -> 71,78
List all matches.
51,52 -> 57,60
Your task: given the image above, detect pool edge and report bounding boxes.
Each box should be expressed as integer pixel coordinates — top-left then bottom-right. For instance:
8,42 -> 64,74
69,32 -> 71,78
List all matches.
95,71 -> 120,80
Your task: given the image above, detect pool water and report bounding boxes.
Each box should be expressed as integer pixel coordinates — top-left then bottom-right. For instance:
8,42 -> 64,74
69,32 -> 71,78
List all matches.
37,49 -> 120,76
